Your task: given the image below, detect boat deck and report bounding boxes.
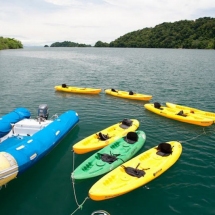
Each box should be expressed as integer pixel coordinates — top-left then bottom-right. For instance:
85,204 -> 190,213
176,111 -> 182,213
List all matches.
0,118 -> 52,150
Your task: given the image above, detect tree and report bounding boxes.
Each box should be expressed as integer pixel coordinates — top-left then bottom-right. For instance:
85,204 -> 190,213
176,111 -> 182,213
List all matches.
0,37 -> 23,50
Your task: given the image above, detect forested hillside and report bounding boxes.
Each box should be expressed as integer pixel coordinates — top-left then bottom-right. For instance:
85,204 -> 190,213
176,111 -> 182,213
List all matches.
0,37 -> 23,50
95,17 -> 215,49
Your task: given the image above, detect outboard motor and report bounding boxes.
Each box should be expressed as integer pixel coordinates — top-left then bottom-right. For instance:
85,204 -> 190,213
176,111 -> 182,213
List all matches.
38,104 -> 49,119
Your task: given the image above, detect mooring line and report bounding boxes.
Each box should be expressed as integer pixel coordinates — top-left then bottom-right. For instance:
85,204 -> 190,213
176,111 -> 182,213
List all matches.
72,150 -> 75,173
180,128 -> 207,143
71,150 -> 89,215
70,195 -> 89,215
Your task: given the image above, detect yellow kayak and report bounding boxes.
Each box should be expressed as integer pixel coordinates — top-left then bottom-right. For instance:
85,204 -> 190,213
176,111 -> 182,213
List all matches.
89,141 -> 182,201
105,89 -> 152,101
144,103 -> 213,127
166,102 -> 215,122
73,119 -> 139,154
55,84 -> 101,94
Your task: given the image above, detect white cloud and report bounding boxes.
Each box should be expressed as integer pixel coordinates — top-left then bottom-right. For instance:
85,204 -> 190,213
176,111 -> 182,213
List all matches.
44,0 -> 83,6
0,0 -> 214,46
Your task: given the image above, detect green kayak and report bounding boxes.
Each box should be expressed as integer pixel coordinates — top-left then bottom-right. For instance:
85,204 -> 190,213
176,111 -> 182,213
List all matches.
71,130 -> 146,180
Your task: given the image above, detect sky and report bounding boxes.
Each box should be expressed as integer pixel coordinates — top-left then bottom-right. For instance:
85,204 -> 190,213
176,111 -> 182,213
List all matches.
0,0 -> 215,47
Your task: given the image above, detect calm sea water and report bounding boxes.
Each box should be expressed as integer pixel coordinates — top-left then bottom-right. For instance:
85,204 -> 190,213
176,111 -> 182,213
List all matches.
0,47 -> 215,215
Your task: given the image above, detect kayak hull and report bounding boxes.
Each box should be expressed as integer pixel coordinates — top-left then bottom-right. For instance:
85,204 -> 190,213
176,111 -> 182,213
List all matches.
73,119 -> 139,154
144,103 -> 213,126
89,141 -> 182,201
166,102 -> 215,122
55,85 -> 101,94
105,89 -> 152,101
72,130 -> 146,180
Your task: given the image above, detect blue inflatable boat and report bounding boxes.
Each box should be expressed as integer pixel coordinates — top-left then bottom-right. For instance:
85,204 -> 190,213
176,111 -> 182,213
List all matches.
0,104 -> 79,186
0,107 -> 31,138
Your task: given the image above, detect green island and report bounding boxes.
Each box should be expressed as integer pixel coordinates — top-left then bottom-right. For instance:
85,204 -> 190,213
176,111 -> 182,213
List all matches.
49,41 -> 91,47
95,17 -> 215,49
50,17 -> 215,49
0,37 -> 23,50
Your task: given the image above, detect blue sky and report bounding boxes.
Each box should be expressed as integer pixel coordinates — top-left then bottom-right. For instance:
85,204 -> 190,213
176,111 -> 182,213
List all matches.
0,0 -> 215,46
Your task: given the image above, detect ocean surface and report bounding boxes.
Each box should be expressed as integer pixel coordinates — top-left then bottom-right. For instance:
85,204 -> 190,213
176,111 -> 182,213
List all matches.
0,47 -> 215,215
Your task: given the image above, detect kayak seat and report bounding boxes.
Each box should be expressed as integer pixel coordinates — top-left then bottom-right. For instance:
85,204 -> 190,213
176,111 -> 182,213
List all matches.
98,152 -> 120,164
121,163 -> 145,178
111,88 -> 117,92
98,132 -> 109,141
154,102 -> 163,110
176,110 -> 187,117
62,83 -> 67,88
156,151 -> 171,156
129,91 -> 134,95
120,118 -> 133,129
124,132 -> 138,144
156,142 -> 172,156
